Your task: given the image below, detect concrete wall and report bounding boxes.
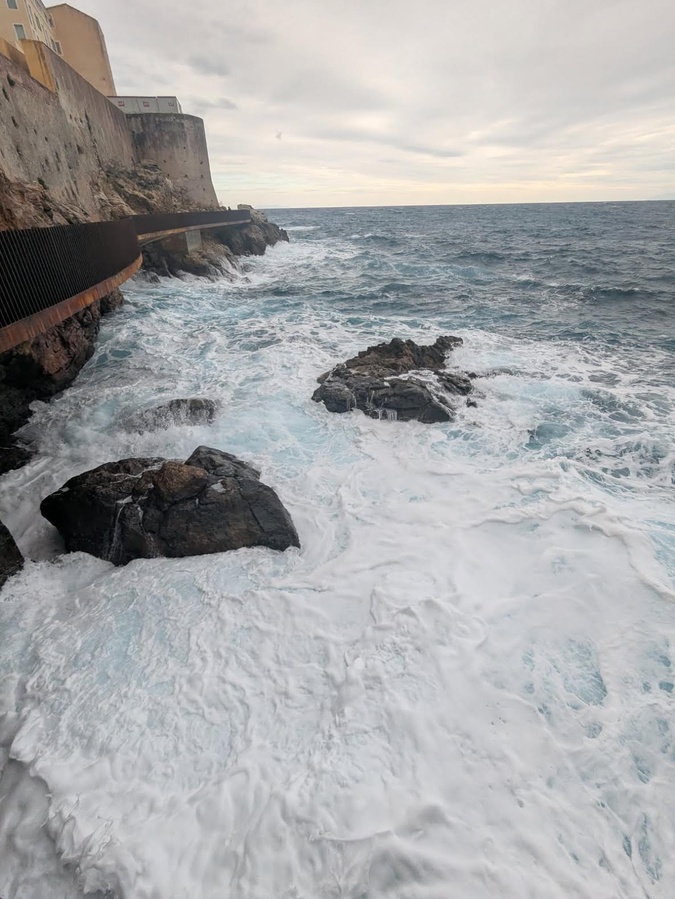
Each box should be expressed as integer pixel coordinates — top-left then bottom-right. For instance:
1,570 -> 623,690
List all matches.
48,3 -> 116,95
0,41 -> 134,214
127,113 -> 218,209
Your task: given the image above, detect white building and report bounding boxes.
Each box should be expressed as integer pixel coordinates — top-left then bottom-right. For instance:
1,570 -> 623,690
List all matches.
109,96 -> 183,115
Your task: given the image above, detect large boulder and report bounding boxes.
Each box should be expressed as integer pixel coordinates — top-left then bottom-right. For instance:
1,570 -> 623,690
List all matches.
312,336 -> 474,423
0,520 -> 23,588
41,446 -> 299,566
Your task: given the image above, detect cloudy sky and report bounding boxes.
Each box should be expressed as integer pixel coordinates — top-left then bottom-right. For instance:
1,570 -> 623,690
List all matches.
76,0 -> 674,208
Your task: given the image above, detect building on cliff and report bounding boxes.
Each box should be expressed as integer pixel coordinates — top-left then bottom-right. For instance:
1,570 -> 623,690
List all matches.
110,96 -> 183,115
0,1 -> 115,95
47,3 -> 116,96
0,0 -> 60,55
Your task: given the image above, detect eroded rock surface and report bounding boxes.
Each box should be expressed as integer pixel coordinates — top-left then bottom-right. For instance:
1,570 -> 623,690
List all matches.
312,336 -> 474,423
41,446 -> 299,566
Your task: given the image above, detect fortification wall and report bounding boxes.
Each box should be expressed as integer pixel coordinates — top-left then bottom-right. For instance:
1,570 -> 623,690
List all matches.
127,113 -> 218,209
0,42 -> 134,215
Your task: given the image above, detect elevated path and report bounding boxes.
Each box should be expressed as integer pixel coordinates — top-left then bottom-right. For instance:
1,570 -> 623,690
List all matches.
0,209 -> 250,353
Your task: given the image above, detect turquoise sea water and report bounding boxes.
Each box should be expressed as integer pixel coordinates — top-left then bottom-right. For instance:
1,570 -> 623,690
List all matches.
0,202 -> 674,898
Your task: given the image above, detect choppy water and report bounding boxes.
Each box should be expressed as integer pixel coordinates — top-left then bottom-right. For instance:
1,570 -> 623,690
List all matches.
1,202 -> 674,898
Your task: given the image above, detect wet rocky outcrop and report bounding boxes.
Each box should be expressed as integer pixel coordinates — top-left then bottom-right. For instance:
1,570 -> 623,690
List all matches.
41,446 -> 300,566
214,207 -> 289,257
0,520 -> 23,588
312,336 -> 474,423
124,398 -> 218,432
140,236 -> 240,280
0,291 -> 124,475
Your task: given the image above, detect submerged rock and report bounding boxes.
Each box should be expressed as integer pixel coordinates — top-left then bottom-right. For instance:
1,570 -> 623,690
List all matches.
312,336 -> 474,423
0,520 -> 23,588
124,398 -> 218,432
41,446 -> 300,566
0,444 -> 32,476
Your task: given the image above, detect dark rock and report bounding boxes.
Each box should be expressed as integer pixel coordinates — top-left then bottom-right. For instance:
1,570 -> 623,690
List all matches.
41,446 -> 299,566
141,239 -> 237,280
99,289 -> 124,315
213,207 -> 289,257
0,444 -> 32,476
0,294 -> 122,449
313,336 -> 474,423
0,520 -> 23,588
124,398 -> 218,432
438,372 -> 473,395
336,336 -> 462,379
186,445 -> 260,479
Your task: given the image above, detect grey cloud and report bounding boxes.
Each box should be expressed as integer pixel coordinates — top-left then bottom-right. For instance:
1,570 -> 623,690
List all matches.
188,55 -> 230,79
72,0 -> 675,206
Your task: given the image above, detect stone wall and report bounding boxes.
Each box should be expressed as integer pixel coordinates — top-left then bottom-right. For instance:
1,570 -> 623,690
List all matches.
127,113 -> 219,210
0,42 -> 134,216
0,43 -> 220,218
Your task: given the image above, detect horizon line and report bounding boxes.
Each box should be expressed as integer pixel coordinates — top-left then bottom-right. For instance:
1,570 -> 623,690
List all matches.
251,198 -> 675,211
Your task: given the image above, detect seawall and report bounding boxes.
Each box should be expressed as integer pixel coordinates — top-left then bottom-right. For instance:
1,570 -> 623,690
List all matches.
0,41 -> 218,218
127,113 -> 218,209
0,42 -> 134,215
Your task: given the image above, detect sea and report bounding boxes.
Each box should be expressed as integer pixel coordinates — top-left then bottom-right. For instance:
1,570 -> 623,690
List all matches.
0,201 -> 674,899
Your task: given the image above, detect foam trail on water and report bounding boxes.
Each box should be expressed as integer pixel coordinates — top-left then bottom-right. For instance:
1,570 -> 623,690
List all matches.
0,203 -> 674,898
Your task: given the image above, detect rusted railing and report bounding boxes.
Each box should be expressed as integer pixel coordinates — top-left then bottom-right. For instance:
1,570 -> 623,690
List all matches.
0,209 -> 251,353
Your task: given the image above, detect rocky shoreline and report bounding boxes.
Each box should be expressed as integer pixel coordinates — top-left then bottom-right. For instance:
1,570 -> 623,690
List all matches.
0,208 -> 288,480
0,201 -> 478,588
0,190 -> 290,585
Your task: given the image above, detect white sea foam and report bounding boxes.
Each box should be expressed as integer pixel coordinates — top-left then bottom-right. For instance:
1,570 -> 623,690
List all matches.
1,233 -> 674,898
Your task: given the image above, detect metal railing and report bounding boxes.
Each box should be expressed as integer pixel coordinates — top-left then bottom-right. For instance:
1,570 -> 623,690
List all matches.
132,208 -> 250,240
0,209 -> 251,352
0,219 -> 140,330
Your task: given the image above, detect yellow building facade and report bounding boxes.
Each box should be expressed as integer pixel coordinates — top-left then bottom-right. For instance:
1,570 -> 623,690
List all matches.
0,0 -> 60,54
48,4 -> 116,96
0,2 -> 116,96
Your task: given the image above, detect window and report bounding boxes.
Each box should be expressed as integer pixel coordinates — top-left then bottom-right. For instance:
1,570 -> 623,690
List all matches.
54,40 -> 61,55
13,23 -> 26,40
7,0 -> 19,9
